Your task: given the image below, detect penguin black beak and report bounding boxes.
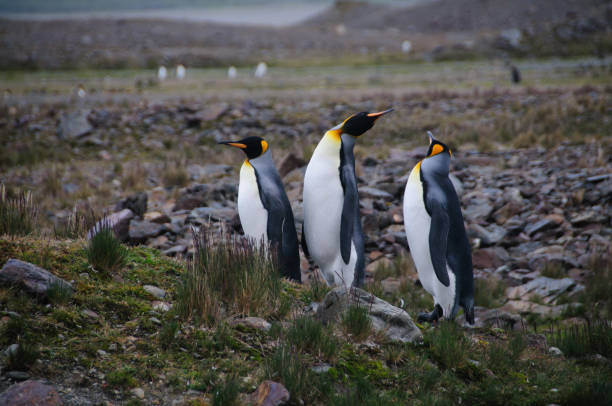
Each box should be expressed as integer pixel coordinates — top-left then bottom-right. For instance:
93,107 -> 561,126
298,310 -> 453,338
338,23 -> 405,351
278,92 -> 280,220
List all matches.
367,108 -> 394,120
218,141 -> 247,149
427,131 -> 435,145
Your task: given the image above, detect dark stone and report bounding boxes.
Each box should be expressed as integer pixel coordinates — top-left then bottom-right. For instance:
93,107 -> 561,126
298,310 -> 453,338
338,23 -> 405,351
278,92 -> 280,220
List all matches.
0,380 -> 63,405
128,220 -> 165,243
57,109 -> 92,139
0,259 -> 73,297
278,153 -> 305,178
115,192 -> 148,217
472,247 -> 509,269
524,218 -> 557,236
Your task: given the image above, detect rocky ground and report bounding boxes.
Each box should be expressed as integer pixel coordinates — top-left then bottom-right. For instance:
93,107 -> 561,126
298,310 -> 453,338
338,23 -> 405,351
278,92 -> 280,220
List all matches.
0,57 -> 611,404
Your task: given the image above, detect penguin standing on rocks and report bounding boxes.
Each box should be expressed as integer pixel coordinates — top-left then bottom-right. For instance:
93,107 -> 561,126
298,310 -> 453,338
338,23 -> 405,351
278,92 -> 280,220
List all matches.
303,109 -> 393,287
403,132 -> 474,324
219,136 -> 301,282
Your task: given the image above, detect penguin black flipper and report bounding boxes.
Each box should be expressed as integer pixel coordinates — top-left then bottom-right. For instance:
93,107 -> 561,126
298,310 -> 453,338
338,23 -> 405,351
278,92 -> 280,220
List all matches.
254,169 -> 301,282
301,224 -> 310,259
426,199 -> 451,287
339,155 -> 357,265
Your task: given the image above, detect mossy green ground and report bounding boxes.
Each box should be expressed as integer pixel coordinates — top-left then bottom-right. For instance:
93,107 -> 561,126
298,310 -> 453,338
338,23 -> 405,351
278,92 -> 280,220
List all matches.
1,237 -> 610,405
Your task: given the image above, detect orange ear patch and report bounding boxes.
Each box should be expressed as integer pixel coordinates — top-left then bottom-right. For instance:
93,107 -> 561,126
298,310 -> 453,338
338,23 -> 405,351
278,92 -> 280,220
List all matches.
431,143 -> 444,156
261,140 -> 269,153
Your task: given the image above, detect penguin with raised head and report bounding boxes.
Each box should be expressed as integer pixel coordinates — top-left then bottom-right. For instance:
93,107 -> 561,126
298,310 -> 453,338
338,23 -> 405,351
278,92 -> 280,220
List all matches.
403,132 -> 474,324
303,109 -> 393,287
219,136 -> 301,282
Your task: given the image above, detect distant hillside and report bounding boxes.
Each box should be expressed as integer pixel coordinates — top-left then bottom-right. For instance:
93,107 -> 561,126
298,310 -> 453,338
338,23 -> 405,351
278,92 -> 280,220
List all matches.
0,0 -> 323,14
305,0 -> 610,32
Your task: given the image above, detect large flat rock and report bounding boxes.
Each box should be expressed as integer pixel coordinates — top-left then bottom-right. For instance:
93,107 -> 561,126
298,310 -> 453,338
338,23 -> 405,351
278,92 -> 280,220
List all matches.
316,287 -> 423,344
0,259 -> 73,297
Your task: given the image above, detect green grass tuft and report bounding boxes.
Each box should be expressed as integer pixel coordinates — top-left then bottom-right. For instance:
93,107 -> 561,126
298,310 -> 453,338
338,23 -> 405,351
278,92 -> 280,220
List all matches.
175,229 -> 283,325
561,375 -> 612,406
46,280 -> 74,305
426,321 -> 470,370
0,185 -> 38,237
264,345 -> 319,405
341,304 -> 372,342
550,320 -> 612,358
86,227 -> 128,274
287,316 -> 337,360
212,374 -> 241,406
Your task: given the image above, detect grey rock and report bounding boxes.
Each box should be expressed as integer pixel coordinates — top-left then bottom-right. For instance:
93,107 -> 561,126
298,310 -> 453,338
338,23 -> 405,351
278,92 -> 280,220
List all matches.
506,277 -> 577,303
87,208 -> 134,242
5,371 -> 31,381
162,245 -> 187,256
468,223 -> 507,246
0,259 -> 73,297
231,317 -> 272,332
316,287 -> 423,344
461,307 -> 524,331
548,346 -> 563,357
143,285 -> 166,299
463,198 -> 493,222
128,220 -> 165,243
524,218 -> 557,236
312,364 -> 331,374
359,187 -> 393,199
247,380 -> 289,406
58,109 -> 92,139
115,192 -> 148,217
130,388 -> 145,399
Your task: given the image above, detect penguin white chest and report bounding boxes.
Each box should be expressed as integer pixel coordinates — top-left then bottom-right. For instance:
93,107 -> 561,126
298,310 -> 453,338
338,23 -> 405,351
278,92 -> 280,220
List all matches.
403,163 -> 456,316
403,166 -> 436,295
238,161 -> 268,243
303,134 -> 345,273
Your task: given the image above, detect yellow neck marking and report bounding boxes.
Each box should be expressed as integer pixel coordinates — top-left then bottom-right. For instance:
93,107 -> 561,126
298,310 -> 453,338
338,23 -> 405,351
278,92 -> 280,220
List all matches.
409,160 -> 422,182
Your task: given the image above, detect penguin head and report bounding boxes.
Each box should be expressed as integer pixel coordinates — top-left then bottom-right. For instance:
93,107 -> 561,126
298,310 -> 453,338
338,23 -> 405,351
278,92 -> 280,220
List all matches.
219,136 -> 269,160
425,131 -> 452,159
333,108 -> 393,137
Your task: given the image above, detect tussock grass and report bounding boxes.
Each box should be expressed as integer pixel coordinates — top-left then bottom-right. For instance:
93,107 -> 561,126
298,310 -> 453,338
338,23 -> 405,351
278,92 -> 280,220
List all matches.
426,320 -> 470,370
0,184 -> 38,237
550,321 -> 612,358
331,375 -> 395,406
54,208 -> 92,239
486,332 -> 526,374
46,281 -> 73,305
561,375 -> 612,406
304,273 -> 331,303
5,340 -> 40,371
265,345 -> 319,405
212,374 -> 241,406
341,304 -> 372,342
159,320 -> 179,350
176,229 -> 282,326
86,226 -> 128,274
162,162 -> 190,188
287,316 -> 337,360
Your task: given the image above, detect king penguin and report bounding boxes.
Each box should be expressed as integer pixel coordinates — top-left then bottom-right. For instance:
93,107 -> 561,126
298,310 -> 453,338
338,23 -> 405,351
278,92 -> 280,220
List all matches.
403,132 -> 474,324
219,136 -> 301,282
303,109 -> 393,287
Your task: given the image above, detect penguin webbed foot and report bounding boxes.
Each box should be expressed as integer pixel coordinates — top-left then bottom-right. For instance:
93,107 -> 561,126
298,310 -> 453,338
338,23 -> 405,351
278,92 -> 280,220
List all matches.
417,304 -> 443,324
